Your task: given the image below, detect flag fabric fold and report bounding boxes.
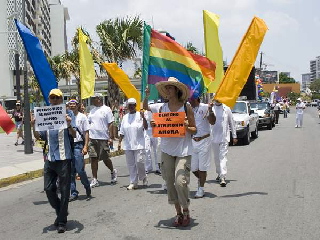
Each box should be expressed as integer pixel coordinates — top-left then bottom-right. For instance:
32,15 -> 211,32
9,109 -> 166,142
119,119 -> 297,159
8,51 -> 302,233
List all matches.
102,63 -> 141,110
0,106 -> 15,134
15,19 -> 57,105
79,28 -> 95,99
203,10 -> 224,93
142,24 -> 216,100
215,17 -> 268,108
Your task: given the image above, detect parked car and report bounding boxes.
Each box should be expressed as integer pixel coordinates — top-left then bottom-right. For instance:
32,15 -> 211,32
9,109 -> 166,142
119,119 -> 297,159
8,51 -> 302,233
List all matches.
250,101 -> 275,130
232,101 -> 259,145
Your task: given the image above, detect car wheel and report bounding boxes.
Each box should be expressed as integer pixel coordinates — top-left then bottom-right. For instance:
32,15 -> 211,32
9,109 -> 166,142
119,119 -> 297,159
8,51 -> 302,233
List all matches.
242,128 -> 250,145
251,124 -> 259,138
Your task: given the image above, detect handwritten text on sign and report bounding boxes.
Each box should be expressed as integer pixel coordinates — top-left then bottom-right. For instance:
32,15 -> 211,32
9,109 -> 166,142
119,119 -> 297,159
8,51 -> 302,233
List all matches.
152,112 -> 186,137
34,104 -> 67,131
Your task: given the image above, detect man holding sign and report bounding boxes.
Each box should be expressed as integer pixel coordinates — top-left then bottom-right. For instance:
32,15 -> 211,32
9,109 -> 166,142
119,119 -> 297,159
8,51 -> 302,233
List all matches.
153,77 -> 197,227
32,89 -> 76,233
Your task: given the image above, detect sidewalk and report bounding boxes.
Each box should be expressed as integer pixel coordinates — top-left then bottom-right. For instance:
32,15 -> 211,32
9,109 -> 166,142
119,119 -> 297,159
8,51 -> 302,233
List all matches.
0,132 -> 122,188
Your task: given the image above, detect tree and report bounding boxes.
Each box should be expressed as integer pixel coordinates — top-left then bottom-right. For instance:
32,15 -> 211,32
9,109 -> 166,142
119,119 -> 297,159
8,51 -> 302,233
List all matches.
310,78 -> 320,94
185,42 -> 203,55
96,16 -> 143,106
279,72 -> 295,83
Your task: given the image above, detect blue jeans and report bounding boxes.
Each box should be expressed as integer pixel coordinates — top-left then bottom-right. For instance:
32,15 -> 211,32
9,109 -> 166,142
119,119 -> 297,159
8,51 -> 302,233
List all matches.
70,142 -> 90,196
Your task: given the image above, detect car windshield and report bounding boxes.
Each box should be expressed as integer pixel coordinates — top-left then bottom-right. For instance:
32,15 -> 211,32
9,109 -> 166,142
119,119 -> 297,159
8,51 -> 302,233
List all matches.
250,102 -> 268,110
232,102 -> 247,114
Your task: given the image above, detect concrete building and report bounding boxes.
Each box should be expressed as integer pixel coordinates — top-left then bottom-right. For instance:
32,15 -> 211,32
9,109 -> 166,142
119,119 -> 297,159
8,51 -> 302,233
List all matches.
301,73 -> 311,92
310,56 -> 320,82
0,0 -> 68,102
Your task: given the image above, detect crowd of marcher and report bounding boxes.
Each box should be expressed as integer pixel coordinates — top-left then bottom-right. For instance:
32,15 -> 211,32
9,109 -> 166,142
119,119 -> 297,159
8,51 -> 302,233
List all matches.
27,77 -> 310,233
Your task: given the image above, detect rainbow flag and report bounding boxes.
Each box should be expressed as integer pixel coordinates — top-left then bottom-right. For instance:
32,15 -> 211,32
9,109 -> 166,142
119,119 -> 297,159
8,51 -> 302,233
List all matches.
141,24 -> 216,100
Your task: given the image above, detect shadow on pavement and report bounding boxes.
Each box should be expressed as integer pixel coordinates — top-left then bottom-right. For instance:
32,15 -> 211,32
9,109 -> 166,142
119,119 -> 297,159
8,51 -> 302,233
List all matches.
33,200 -> 48,205
219,191 -> 268,198
42,220 -> 84,234
155,217 -> 199,230
206,179 -> 237,184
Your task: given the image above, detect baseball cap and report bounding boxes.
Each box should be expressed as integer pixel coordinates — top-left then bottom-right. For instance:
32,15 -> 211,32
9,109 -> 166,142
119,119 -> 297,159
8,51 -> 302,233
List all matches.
49,89 -> 63,97
127,98 -> 137,105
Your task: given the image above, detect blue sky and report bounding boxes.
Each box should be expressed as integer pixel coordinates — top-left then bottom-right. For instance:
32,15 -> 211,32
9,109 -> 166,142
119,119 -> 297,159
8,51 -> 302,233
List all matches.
61,0 -> 320,82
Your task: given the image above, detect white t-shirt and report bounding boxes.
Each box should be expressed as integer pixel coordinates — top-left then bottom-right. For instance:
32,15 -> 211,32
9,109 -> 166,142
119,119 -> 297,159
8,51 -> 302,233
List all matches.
119,112 -> 145,150
74,112 -> 90,143
88,105 -> 114,140
193,103 -> 210,138
149,103 -> 164,113
296,102 -> 305,114
211,104 -> 236,143
144,111 -> 153,136
160,103 -> 193,157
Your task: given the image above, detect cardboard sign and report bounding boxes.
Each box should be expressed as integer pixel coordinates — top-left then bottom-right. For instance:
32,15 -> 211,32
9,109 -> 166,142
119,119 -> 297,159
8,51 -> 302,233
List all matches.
152,112 -> 186,137
34,104 -> 67,131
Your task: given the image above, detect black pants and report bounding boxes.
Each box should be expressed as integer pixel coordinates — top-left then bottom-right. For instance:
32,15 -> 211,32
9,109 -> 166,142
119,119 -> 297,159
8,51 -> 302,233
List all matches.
274,110 -> 280,124
44,160 -> 71,225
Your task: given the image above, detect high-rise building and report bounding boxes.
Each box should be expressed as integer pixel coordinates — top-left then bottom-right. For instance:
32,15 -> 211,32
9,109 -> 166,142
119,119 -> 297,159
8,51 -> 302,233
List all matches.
301,73 -> 311,92
0,0 -> 69,100
310,56 -> 320,82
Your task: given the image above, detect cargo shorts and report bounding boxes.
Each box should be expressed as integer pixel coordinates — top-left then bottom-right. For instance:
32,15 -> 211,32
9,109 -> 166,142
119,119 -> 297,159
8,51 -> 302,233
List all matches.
89,139 -> 110,160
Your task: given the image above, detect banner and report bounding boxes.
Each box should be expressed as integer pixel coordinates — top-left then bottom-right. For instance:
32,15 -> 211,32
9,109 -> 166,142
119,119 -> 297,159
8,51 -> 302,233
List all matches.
79,28 -> 95,99
34,104 -> 67,131
0,106 -> 15,134
215,17 -> 268,108
15,19 -> 57,105
152,112 -> 185,137
203,10 -> 224,93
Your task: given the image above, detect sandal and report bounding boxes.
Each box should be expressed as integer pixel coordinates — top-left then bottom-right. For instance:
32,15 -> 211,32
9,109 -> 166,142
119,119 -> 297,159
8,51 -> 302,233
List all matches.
172,214 -> 183,227
181,210 -> 190,227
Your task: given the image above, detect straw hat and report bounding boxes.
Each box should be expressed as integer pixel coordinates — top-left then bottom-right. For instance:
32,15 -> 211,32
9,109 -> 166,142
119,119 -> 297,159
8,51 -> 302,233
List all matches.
155,77 -> 189,101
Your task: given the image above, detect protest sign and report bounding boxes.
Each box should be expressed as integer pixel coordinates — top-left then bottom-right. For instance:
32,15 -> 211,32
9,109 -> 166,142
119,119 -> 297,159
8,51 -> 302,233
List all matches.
34,104 -> 67,131
152,112 -> 186,137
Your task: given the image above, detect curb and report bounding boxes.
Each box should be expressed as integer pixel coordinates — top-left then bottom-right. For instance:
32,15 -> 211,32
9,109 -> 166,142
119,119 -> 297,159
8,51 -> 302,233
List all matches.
0,150 -> 125,189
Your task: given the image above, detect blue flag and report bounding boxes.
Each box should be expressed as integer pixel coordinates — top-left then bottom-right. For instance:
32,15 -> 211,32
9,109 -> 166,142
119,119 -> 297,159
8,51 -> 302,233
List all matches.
15,19 -> 57,105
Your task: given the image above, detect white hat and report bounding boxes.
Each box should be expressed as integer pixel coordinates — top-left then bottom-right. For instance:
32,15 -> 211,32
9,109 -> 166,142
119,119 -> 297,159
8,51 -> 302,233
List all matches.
93,93 -> 103,98
155,77 -> 189,101
297,98 -> 302,101
127,98 -> 137,105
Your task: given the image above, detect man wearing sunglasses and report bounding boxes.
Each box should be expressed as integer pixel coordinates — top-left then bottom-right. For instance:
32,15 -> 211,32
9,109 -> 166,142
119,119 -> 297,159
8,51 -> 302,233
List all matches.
32,89 -> 76,233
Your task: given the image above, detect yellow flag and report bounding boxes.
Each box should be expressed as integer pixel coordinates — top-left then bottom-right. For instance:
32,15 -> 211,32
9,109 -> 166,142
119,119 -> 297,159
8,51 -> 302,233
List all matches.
102,63 -> 141,111
215,17 -> 268,108
203,10 -> 224,93
79,28 -> 95,99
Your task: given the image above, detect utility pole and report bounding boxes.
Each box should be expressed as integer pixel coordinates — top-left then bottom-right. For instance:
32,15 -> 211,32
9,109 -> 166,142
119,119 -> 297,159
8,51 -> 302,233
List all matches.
22,0 -> 33,154
259,51 -> 263,74
14,0 -> 21,101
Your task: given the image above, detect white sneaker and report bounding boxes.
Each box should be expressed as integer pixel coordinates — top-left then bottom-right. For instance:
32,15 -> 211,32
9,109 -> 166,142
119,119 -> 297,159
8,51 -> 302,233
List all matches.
90,178 -> 99,188
195,187 -> 205,198
126,183 -> 138,190
143,177 -> 148,186
220,177 -> 226,187
111,169 -> 118,183
295,125 -> 298,128
162,182 -> 167,191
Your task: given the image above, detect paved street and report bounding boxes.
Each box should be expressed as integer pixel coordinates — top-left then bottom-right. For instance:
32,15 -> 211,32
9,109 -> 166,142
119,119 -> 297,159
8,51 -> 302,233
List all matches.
1,107 -> 320,239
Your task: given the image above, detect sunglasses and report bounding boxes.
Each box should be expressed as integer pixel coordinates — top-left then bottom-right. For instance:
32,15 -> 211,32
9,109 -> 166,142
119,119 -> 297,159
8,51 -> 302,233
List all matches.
49,95 -> 62,100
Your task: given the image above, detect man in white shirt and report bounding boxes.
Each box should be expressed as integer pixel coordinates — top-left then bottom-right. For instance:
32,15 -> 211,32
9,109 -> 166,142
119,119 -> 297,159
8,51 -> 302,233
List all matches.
88,93 -> 117,187
211,100 -> 237,187
295,98 -> 305,128
68,99 -> 91,201
189,98 -> 216,198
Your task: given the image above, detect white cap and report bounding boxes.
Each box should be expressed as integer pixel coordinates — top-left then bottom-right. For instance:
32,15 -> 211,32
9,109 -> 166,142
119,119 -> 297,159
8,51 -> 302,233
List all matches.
127,98 -> 137,104
93,93 -> 103,98
297,98 -> 302,101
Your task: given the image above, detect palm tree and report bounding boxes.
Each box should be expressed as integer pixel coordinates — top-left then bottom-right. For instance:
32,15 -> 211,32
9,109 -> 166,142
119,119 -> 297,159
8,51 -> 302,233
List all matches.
96,15 -> 143,106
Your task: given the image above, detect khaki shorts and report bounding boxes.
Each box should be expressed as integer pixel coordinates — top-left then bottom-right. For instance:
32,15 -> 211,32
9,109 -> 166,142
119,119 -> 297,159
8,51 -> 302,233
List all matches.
89,139 -> 110,160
